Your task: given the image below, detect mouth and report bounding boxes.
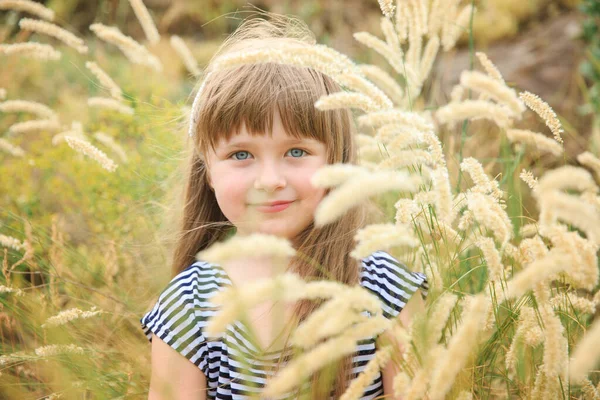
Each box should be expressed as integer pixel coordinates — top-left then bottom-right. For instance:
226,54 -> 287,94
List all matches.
254,201 -> 295,213
259,201 -> 294,207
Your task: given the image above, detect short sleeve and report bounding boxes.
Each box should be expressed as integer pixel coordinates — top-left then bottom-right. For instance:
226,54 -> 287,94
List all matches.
140,262 -> 211,374
360,250 -> 429,319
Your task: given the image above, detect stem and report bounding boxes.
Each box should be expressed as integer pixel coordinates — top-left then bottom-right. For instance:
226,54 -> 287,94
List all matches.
455,0 -> 476,193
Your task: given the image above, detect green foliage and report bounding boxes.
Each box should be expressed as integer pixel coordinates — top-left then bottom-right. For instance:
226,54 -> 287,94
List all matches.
0,38 -> 195,397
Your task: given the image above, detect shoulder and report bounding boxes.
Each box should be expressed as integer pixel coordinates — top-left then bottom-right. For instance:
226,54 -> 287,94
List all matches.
359,250 -> 428,319
164,260 -> 229,296
141,261 -> 224,375
140,260 -> 227,343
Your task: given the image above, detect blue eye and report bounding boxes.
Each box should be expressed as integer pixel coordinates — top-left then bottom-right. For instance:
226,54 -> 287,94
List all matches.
288,148 -> 307,157
231,151 -> 251,160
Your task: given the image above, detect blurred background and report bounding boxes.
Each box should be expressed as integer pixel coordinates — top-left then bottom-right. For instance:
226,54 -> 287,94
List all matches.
1,0 -> 600,398
2,0 -> 598,152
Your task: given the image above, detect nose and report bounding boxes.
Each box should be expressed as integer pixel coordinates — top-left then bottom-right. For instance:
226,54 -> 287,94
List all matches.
253,161 -> 286,192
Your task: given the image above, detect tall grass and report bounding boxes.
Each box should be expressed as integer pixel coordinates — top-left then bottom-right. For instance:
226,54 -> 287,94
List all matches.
0,0 -> 599,399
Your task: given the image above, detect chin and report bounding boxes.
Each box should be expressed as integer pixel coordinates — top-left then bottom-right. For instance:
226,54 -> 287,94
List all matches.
254,223 -> 298,239
259,228 -> 295,239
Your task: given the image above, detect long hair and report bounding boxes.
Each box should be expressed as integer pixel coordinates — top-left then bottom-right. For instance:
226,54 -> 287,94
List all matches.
166,13 -> 385,399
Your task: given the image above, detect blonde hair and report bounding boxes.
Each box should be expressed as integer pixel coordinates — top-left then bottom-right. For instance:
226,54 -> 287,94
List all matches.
164,12 -> 385,398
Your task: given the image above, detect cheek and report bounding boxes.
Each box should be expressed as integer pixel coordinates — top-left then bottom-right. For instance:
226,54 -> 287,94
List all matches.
309,186 -> 326,202
213,187 -> 247,223
301,170 -> 327,204
214,180 -> 246,203
210,170 -> 250,213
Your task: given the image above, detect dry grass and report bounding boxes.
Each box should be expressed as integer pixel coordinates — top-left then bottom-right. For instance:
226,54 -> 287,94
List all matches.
0,0 -> 599,399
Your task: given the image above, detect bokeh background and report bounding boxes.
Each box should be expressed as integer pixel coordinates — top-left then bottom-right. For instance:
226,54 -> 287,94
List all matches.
1,0 -> 599,398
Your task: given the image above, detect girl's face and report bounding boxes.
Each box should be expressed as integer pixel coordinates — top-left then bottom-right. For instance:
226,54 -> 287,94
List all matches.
205,110 -> 328,243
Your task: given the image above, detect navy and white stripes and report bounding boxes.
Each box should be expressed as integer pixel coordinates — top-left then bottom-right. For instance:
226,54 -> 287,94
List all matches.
141,250 -> 428,399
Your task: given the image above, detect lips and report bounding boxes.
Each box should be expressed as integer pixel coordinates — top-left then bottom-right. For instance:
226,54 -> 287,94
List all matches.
254,201 -> 294,213
261,201 -> 294,206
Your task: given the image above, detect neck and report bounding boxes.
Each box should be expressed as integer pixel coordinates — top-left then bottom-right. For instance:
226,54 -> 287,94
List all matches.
223,255 -> 290,277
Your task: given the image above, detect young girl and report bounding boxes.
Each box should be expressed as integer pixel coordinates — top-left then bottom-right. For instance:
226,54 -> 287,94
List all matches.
141,13 -> 428,400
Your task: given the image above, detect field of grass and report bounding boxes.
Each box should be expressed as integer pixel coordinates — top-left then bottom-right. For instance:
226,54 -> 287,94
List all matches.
1,0 -> 600,399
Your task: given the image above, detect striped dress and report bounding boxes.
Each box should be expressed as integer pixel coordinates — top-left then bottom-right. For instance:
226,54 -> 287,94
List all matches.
141,250 -> 428,399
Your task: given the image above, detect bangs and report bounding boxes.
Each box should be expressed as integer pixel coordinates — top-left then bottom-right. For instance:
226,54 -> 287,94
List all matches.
195,62 -> 350,163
